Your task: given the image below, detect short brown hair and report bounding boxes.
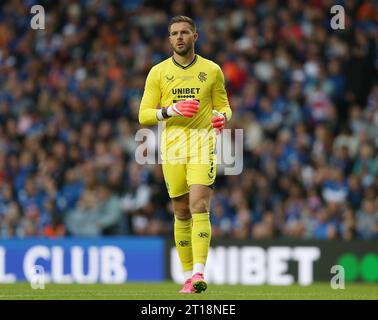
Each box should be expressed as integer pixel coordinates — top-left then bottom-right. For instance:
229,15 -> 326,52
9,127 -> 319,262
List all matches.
168,15 -> 196,34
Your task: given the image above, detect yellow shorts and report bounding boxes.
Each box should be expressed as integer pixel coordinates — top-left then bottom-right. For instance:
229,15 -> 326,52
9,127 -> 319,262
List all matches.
162,158 -> 216,198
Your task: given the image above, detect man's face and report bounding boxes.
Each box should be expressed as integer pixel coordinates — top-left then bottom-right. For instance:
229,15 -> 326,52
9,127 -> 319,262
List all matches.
169,22 -> 198,56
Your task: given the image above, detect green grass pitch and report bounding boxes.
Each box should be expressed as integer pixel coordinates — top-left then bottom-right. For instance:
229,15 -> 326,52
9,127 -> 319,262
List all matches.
0,282 -> 377,300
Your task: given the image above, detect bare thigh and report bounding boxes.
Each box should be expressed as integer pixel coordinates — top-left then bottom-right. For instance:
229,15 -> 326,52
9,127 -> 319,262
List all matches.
172,193 -> 191,220
189,184 -> 213,214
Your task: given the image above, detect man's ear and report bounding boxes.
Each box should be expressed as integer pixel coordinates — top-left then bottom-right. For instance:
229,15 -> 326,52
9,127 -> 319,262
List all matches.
168,35 -> 174,46
193,32 -> 198,42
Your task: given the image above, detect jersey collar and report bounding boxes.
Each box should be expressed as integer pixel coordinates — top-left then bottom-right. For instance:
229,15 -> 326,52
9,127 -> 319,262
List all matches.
172,55 -> 198,69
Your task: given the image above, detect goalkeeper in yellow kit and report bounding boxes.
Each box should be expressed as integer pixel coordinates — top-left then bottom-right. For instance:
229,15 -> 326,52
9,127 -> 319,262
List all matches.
139,16 -> 232,294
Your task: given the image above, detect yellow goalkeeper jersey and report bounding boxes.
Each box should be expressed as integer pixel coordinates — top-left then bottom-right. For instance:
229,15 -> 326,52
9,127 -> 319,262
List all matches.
139,54 -> 232,162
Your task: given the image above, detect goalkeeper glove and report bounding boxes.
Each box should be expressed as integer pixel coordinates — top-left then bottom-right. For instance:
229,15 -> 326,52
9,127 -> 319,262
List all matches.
167,99 -> 199,118
212,110 -> 226,134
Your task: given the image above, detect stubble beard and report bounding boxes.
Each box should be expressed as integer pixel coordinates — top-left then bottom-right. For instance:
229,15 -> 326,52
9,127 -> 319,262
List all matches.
173,42 -> 193,57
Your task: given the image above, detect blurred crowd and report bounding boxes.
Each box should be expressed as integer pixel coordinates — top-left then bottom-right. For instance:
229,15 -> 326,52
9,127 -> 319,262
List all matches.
0,0 -> 377,240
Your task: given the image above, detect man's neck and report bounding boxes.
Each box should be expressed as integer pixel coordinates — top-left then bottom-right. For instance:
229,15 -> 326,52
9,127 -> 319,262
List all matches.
173,51 -> 196,66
